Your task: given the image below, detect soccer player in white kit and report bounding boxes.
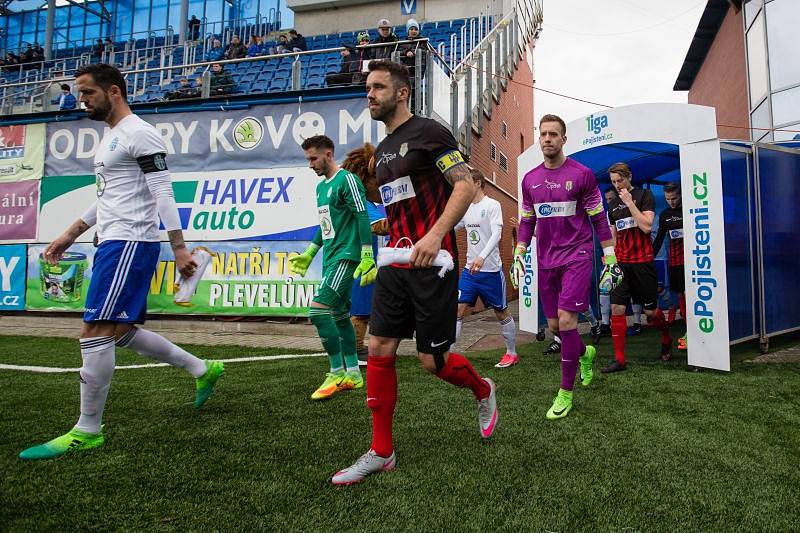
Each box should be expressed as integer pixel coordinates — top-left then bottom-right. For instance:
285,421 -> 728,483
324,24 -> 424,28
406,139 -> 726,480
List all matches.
455,167 -> 518,367
19,64 -> 225,461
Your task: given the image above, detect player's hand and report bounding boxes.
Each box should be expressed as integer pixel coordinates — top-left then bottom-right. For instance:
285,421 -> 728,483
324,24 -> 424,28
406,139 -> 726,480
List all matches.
509,243 -> 526,289
619,187 -> 634,207
469,256 -> 484,275
599,253 -> 623,295
43,233 -> 75,265
508,216 -> 519,229
288,244 -> 319,277
174,247 -> 198,280
353,246 -> 377,286
409,232 -> 441,268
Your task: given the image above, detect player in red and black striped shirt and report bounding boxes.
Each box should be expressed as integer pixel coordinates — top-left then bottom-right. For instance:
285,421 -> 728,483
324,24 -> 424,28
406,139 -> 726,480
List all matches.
653,182 -> 687,350
603,162 -> 672,373
331,60 -> 497,486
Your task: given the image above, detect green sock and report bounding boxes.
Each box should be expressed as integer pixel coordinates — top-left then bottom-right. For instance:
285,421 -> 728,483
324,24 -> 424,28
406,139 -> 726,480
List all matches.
309,307 -> 344,372
333,310 -> 360,372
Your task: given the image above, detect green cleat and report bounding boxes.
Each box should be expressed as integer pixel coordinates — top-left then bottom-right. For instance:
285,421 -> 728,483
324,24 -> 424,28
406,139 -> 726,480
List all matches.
195,360 -> 225,409
338,370 -> 364,391
19,427 -> 104,460
579,345 -> 597,387
546,389 -> 573,420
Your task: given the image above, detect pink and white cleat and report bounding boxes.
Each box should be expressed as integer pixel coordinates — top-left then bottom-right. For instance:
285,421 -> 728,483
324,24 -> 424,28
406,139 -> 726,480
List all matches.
495,354 -> 519,368
478,378 -> 498,438
331,449 -> 396,486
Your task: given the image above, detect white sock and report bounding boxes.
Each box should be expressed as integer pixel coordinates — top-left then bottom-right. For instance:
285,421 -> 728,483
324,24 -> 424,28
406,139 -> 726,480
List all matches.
455,317 -> 462,341
500,316 -> 516,355
632,304 -> 643,325
553,334 -> 561,345
118,327 -> 207,378
583,307 -> 598,327
600,295 -> 611,325
76,336 -> 116,434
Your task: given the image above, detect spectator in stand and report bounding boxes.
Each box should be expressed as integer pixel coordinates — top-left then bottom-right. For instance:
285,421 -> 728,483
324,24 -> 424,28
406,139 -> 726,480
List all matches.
224,35 -> 247,60
246,35 -> 262,57
275,34 -> 290,54
326,31 -> 371,87
165,78 -> 199,100
209,63 -> 235,95
205,39 -> 224,62
371,18 -> 399,60
3,52 -> 21,72
400,18 -> 426,109
287,29 -> 307,52
104,37 -> 115,56
32,43 -> 45,62
92,39 -> 104,59
189,15 -> 201,41
54,84 -> 77,110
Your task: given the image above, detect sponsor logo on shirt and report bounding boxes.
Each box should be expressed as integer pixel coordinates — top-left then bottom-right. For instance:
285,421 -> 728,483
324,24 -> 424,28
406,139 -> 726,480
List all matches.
615,216 -> 637,231
669,228 -> 684,239
380,175 -> 416,206
534,201 -> 577,218
545,179 -> 560,190
377,152 -> 397,167
469,229 -> 480,245
318,205 -> 336,239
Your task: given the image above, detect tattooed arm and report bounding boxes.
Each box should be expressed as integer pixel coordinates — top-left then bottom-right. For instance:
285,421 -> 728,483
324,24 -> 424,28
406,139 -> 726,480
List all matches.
43,214 -> 93,265
409,163 -> 475,268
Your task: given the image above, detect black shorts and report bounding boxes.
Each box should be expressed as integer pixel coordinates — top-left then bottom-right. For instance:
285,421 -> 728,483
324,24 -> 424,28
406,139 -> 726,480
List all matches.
370,265 -> 458,354
668,265 -> 685,293
611,262 -> 659,310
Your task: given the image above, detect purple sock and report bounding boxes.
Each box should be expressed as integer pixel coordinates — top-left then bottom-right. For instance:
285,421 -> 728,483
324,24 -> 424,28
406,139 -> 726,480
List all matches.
560,328 -> 584,391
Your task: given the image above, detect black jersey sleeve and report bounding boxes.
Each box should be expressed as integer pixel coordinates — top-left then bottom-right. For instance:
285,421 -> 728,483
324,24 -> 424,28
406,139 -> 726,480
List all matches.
653,210 -> 668,255
640,189 -> 656,212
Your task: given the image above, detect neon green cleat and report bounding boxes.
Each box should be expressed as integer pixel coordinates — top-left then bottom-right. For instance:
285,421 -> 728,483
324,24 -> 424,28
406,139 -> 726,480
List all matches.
19,427 -> 104,460
579,345 -> 597,387
546,389 -> 573,420
338,370 -> 364,391
311,370 -> 345,400
195,360 -> 225,409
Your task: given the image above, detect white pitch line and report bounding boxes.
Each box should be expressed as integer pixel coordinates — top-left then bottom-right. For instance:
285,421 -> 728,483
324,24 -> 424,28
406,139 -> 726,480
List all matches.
0,352 -> 326,374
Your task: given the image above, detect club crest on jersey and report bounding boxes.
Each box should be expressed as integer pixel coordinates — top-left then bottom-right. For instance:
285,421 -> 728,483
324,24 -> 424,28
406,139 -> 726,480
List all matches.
399,142 -> 408,157
566,180 -> 573,191
109,137 -> 119,151
153,154 -> 166,171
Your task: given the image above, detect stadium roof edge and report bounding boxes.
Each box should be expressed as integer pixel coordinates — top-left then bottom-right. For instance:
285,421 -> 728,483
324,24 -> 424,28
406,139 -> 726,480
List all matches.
673,0 -> 742,92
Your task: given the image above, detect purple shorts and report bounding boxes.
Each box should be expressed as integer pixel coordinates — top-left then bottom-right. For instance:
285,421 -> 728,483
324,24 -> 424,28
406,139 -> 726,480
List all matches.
538,258 -> 593,319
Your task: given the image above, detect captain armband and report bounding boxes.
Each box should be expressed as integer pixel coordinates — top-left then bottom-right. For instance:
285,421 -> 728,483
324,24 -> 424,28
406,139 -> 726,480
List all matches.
136,152 -> 168,174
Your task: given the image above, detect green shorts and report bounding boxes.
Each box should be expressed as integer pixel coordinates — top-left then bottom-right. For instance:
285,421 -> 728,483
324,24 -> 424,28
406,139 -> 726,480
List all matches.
314,260 -> 358,311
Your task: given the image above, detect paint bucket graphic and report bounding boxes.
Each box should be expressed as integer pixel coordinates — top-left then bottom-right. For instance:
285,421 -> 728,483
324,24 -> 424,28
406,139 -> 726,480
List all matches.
39,252 -> 88,302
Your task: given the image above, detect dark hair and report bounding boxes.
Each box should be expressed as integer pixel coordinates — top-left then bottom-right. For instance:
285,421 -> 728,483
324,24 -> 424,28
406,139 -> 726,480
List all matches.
539,114 -> 567,135
75,63 -> 127,96
469,166 -> 486,189
367,59 -> 410,90
60,83 -> 70,91
301,134 -> 335,153
608,162 -> 632,180
604,186 -> 617,196
289,29 -> 298,36
663,182 -> 681,194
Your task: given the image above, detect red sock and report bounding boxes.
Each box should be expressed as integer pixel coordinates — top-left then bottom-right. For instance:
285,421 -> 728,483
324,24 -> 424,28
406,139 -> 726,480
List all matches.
367,355 -> 397,458
436,353 -> 490,400
679,293 -> 686,322
611,314 -> 627,364
649,308 -> 672,345
668,307 -> 677,324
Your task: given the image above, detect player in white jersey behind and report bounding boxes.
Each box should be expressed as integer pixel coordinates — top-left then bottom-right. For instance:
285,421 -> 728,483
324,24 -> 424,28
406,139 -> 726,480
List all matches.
19,64 -> 224,461
454,167 -> 518,367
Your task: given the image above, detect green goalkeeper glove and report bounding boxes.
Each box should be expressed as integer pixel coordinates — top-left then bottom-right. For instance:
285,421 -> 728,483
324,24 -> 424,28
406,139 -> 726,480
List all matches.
509,243 -> 527,290
599,248 -> 623,295
353,245 -> 377,286
288,243 -> 319,277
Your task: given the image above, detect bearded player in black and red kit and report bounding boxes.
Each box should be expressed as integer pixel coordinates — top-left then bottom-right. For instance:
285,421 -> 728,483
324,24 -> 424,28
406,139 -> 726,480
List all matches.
602,162 -> 673,373
653,182 -> 687,350
330,60 -> 498,485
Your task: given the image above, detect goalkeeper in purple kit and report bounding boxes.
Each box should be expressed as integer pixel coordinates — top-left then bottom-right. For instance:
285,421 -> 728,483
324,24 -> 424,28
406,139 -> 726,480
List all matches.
511,114 -> 621,419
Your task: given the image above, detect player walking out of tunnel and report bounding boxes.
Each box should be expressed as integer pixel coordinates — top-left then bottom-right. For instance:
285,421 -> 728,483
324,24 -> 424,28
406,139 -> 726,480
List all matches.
19,64 -> 224,461
602,162 -> 673,373
511,114 -> 620,420
653,182 -> 687,350
331,60 -> 498,486
290,135 -> 375,400
454,166 -> 518,368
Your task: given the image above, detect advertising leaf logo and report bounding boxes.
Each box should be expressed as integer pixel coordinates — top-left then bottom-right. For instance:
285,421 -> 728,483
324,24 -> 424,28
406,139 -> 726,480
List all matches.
233,117 -> 264,151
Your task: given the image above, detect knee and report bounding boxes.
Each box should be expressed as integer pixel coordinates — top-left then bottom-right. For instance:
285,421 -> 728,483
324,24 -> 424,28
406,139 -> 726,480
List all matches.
418,353 -> 444,374
495,309 -> 510,321
611,304 -> 626,315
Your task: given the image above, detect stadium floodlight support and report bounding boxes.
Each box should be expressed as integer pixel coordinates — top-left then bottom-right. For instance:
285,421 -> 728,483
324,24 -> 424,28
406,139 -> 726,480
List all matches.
44,0 -> 56,61
178,0 -> 189,45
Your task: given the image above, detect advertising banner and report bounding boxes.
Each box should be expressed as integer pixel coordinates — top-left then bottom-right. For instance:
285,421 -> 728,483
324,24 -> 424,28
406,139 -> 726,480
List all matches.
0,244 -> 27,310
0,124 -> 46,182
0,179 -> 39,241
26,241 -> 322,316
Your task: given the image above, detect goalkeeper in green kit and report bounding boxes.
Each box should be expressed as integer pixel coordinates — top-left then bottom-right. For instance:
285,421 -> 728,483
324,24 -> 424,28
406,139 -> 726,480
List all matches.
291,135 -> 376,400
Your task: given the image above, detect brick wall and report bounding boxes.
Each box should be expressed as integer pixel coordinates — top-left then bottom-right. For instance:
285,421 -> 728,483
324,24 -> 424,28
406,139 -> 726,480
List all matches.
688,6 -> 750,140
455,47 -> 535,305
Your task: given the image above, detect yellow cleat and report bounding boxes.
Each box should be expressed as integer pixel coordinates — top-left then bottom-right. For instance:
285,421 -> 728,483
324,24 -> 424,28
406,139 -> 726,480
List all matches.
337,370 -> 364,391
311,371 -> 345,400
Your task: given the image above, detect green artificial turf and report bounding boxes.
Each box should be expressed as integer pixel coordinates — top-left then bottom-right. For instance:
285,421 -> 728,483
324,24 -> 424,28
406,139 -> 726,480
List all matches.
1,328 -> 799,531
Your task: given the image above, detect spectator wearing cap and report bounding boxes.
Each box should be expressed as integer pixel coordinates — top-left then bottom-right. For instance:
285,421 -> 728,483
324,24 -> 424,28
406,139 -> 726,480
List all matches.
370,18 -> 399,61
54,84 -> 77,110
400,18 -> 427,110
287,30 -> 307,52
326,31 -> 371,87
